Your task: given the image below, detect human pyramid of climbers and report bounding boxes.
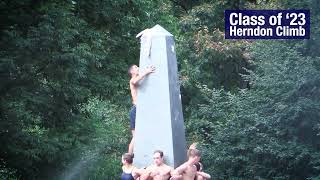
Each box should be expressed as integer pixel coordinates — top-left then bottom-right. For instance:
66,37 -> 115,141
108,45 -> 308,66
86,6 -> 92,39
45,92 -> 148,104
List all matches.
121,65 -> 211,180
121,143 -> 211,180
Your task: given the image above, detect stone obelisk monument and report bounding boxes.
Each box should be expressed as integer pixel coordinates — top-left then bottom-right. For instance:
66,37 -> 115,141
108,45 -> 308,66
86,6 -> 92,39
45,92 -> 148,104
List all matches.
133,25 -> 187,168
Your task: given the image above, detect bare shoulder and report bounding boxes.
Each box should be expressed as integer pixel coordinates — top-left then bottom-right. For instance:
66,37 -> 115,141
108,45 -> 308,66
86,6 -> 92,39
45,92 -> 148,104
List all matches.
132,166 -> 146,176
145,164 -> 155,171
172,162 -> 188,175
178,162 -> 188,168
163,164 -> 174,171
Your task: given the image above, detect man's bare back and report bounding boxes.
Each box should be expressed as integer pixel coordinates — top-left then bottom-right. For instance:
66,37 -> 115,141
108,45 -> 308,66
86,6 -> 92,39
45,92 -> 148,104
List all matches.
129,81 -> 138,105
129,65 -> 155,105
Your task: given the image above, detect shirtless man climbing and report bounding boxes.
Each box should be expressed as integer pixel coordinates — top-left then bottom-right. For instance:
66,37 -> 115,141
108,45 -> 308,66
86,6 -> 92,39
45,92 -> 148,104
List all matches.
127,64 -> 155,154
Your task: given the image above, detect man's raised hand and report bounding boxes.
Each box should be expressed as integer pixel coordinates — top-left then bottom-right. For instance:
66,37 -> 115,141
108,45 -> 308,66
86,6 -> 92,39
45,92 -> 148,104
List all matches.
146,65 -> 156,74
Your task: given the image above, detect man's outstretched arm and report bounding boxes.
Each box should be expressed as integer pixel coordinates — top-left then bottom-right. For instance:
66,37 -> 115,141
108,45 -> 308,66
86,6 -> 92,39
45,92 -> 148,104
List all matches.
171,163 -> 187,178
131,66 -> 155,85
197,171 -> 211,179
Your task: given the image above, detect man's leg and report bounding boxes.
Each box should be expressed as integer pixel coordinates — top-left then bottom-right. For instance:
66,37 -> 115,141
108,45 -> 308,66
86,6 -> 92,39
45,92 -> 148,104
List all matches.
128,106 -> 136,154
128,129 -> 135,154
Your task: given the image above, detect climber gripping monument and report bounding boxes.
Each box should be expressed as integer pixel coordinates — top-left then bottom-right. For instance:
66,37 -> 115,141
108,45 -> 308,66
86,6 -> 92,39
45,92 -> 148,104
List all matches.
132,25 -> 187,168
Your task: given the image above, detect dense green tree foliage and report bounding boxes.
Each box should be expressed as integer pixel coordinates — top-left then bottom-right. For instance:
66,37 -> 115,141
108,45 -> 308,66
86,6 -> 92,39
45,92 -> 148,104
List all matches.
0,0 -> 319,179
186,41 -> 320,179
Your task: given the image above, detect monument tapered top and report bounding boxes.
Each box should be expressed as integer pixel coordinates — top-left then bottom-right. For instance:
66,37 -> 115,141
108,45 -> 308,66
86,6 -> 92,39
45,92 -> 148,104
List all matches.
136,24 -> 173,39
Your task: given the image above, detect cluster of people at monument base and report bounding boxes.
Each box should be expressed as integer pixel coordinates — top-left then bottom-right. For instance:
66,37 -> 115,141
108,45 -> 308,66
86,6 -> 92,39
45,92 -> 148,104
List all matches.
121,143 -> 211,180
124,65 -> 210,179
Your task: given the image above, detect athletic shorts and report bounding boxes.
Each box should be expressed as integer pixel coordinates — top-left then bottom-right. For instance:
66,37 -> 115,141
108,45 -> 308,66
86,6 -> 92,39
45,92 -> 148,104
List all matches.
129,105 -> 136,130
